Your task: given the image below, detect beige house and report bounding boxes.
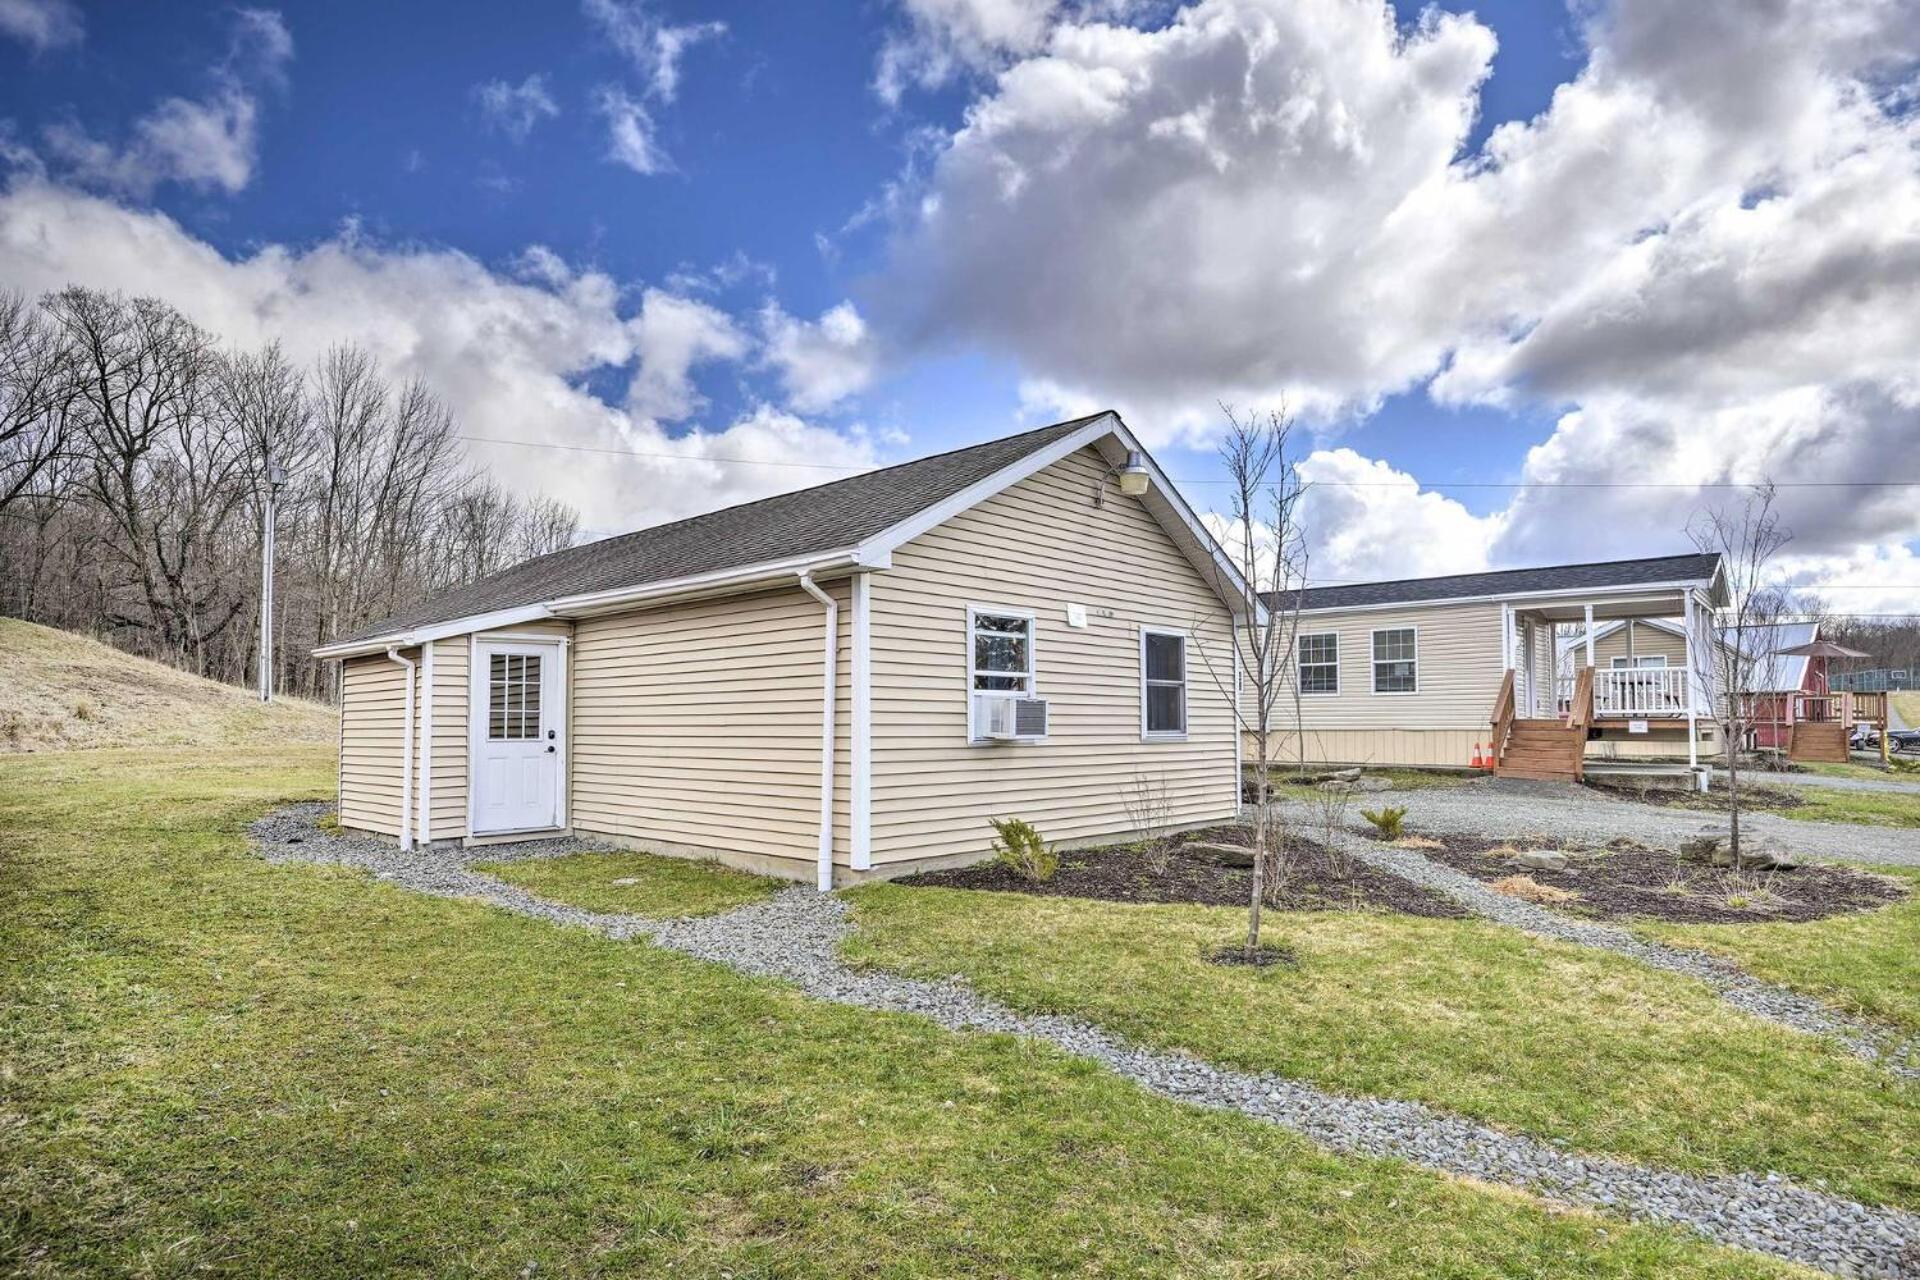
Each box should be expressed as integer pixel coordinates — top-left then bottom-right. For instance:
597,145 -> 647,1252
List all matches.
315,414 -> 1253,887
1260,554 -> 1728,782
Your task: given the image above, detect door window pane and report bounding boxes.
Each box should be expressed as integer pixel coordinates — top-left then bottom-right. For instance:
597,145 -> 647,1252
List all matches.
488,652 -> 543,740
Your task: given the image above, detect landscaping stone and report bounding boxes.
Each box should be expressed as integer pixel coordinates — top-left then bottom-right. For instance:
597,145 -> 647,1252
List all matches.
1512,850 -> 1569,873
251,802 -> 1920,1280
1189,840 -> 1255,868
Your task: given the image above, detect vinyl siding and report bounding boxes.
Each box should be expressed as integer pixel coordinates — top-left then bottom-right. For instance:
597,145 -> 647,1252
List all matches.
1276,601 -> 1503,731
1593,621 -> 1690,667
868,447 -> 1238,867
338,649 -> 414,836
1257,728 -> 1482,769
569,583 -> 850,869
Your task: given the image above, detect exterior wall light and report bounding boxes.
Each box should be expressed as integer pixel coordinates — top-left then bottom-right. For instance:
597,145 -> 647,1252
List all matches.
1117,451 -> 1151,497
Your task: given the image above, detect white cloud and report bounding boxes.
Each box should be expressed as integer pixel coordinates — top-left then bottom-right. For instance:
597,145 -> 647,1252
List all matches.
1296,449 -> 1501,584
626,288 -> 749,420
475,74 -> 561,142
593,85 -> 671,175
582,0 -> 725,101
864,0 -> 1920,606
0,0 -> 81,51
760,301 -> 878,412
34,9 -> 292,196
0,181 -> 878,533
875,0 -> 1061,103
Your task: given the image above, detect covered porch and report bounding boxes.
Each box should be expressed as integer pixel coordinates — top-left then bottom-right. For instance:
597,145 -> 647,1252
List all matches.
1490,584 -> 1715,783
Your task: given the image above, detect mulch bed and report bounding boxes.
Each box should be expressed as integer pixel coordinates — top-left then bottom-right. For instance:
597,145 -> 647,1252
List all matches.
897,826 -> 1469,919
1586,781 -> 1807,814
1423,835 -> 1910,924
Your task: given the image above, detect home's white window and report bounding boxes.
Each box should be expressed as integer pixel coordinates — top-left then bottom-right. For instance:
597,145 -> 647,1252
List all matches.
488,652 -> 542,740
969,608 -> 1036,740
1298,632 -> 1339,694
1141,628 -> 1187,738
1371,628 -> 1417,693
1609,655 -> 1668,669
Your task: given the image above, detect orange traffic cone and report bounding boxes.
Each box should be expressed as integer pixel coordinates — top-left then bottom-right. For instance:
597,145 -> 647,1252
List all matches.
1471,742 -> 1487,770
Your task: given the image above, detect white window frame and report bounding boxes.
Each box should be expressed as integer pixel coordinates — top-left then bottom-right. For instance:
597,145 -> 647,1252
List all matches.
1139,625 -> 1189,741
1370,626 -> 1419,695
1297,630 -> 1340,696
966,604 -> 1039,744
1610,654 -> 1668,669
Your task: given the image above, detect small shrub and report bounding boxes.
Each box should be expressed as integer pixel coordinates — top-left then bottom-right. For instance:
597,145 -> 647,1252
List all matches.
71,699 -> 96,722
988,817 -> 1058,882
1359,805 -> 1407,840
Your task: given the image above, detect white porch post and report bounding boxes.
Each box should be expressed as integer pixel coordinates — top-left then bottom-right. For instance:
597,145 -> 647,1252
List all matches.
1523,616 -> 1536,716
1682,589 -> 1701,782
1583,603 -> 1596,670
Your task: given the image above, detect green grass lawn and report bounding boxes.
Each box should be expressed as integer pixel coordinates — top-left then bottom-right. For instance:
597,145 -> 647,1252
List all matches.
1,748 -> 1808,1279
1638,868 -> 1920,1034
1799,761 -> 1920,783
844,886 -> 1919,1212
477,849 -> 782,918
1775,786 -> 1920,828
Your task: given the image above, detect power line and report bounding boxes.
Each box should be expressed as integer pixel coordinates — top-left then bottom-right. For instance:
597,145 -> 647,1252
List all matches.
456,433 -> 1920,490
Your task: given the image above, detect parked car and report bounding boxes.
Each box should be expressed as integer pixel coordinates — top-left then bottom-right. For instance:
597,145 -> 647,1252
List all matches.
1850,724 -> 1879,750
1891,728 -> 1920,755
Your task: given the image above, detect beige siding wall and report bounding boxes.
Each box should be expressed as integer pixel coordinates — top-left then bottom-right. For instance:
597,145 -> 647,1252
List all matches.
1258,728 -> 1481,769
1281,601 -> 1503,731
569,583 -> 849,870
1592,621 -> 1689,667
338,649 -> 414,836
868,447 -> 1239,867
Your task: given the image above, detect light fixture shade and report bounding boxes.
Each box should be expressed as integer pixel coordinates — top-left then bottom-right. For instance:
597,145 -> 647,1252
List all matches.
1116,450 -> 1151,497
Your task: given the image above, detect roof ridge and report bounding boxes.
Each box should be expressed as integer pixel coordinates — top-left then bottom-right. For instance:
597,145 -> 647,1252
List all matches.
1275,551 -> 1715,596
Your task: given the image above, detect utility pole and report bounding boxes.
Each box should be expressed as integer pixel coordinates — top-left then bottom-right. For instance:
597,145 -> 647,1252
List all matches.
259,457 -> 289,702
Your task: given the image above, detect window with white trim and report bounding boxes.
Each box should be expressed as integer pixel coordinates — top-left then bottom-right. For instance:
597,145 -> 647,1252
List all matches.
1298,632 -> 1339,694
1371,628 -> 1417,693
1609,655 -> 1668,669
970,611 -> 1034,695
1141,629 -> 1187,737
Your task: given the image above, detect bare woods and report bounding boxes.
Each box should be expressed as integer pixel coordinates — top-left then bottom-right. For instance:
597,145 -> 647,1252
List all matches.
0,286 -> 578,701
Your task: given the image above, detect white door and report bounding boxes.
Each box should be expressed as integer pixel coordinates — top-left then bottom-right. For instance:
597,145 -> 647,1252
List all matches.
471,640 -> 563,834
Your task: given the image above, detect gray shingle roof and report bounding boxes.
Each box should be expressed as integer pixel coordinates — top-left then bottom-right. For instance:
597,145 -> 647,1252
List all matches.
1269,552 -> 1722,613
326,414 -> 1107,647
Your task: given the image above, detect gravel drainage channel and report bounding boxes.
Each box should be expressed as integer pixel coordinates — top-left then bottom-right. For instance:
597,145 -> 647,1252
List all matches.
252,804 -> 1920,1280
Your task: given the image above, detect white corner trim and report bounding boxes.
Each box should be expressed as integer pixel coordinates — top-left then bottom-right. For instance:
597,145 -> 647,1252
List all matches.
385,646 -> 416,851
796,573 -> 839,892
851,573 -> 872,871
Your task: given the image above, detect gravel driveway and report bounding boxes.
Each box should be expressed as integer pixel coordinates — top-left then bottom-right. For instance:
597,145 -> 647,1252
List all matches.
1279,778 -> 1920,868
1718,769 -> 1920,796
251,804 -> 1920,1280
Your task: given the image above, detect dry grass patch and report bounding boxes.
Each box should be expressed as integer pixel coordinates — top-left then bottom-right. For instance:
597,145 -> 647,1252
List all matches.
1489,874 -> 1580,905
0,618 -> 334,752
1390,835 -> 1446,850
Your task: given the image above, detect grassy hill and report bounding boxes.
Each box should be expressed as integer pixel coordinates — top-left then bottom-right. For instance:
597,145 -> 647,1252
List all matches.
1889,691 -> 1919,732
0,617 -> 336,753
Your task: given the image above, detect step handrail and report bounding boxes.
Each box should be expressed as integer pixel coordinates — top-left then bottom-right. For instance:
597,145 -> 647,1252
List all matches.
1566,666 -> 1596,735
1490,670 -> 1516,762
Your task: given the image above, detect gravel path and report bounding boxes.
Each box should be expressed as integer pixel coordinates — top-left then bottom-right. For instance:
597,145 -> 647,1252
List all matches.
1308,826 -> 1920,1077
252,805 -> 1920,1279
1279,779 -> 1920,868
1716,769 -> 1920,796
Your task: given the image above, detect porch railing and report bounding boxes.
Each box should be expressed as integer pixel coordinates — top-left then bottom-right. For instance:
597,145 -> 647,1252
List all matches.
1556,668 -> 1692,717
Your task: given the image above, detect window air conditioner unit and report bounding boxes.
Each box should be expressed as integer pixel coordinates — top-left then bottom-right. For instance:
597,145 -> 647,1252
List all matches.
975,694 -> 1048,741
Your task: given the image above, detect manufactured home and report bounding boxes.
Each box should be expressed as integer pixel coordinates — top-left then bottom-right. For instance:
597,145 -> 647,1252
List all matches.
1259,555 -> 1730,782
315,414 -> 1252,887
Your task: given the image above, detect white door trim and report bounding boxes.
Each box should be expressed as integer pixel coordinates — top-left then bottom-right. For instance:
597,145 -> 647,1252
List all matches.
467,636 -> 567,837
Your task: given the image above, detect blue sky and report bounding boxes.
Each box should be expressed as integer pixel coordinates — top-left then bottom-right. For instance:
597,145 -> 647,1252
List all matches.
1,0 -> 1915,610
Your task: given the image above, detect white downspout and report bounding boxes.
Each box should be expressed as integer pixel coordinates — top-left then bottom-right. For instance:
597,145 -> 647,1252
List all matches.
386,646 -> 416,851
797,572 -> 839,892
417,643 -> 434,847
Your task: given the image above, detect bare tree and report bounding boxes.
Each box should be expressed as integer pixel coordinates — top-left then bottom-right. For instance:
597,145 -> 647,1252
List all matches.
1688,482 -> 1791,864
1193,405 -> 1309,960
0,289 -> 76,516
1122,770 -> 1175,875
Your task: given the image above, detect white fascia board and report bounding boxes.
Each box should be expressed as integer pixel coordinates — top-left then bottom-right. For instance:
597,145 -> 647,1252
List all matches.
312,551 -> 859,660
853,411 -> 1260,621
856,415 -> 1120,561
1296,578 -> 1718,618
313,604 -> 555,660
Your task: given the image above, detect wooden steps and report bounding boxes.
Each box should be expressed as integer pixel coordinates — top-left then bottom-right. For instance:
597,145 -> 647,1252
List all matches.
1787,721 -> 1849,764
1495,718 -> 1586,782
